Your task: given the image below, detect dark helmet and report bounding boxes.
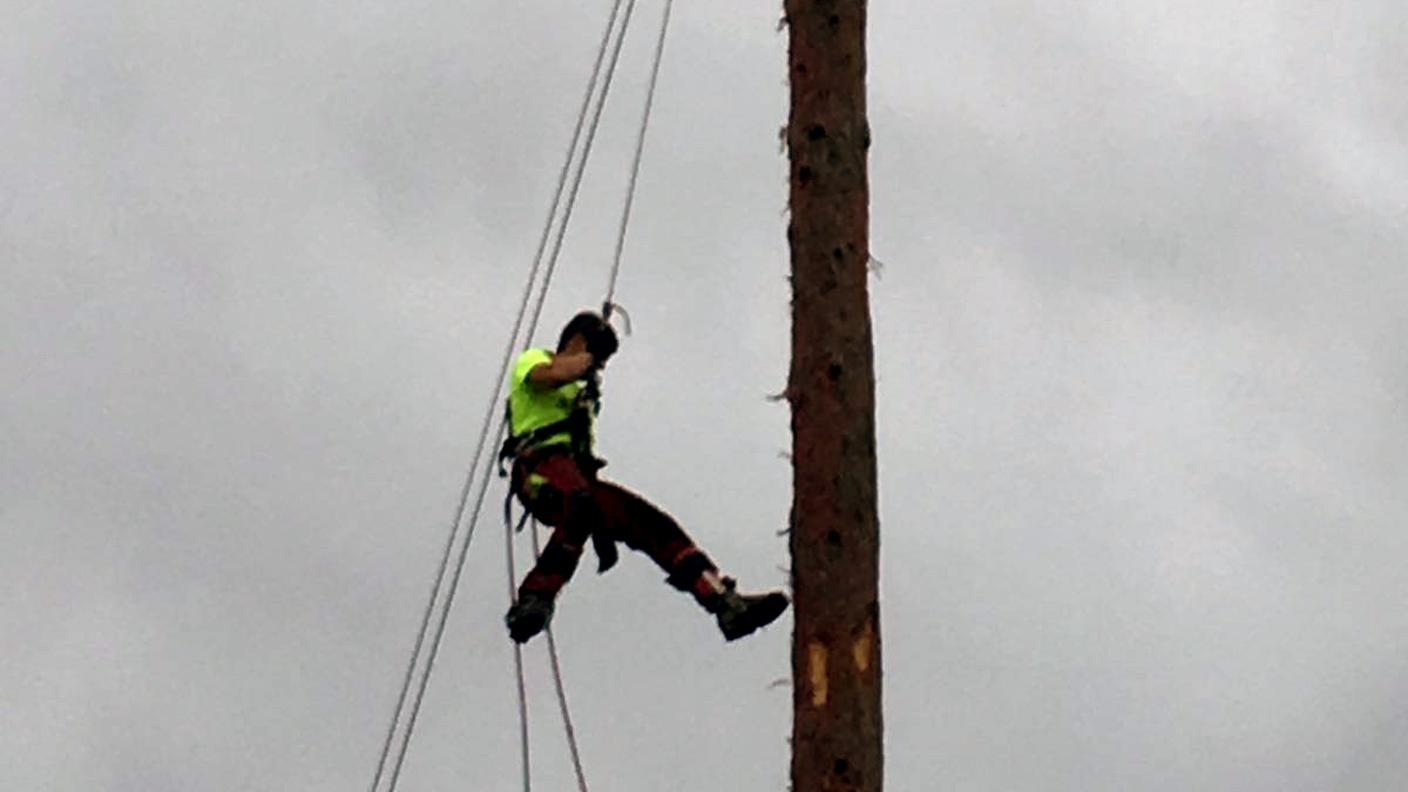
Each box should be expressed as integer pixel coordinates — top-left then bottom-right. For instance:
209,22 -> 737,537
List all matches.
557,311 -> 619,362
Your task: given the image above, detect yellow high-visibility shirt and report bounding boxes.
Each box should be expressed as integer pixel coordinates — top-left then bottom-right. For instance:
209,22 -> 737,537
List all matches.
507,348 -> 590,452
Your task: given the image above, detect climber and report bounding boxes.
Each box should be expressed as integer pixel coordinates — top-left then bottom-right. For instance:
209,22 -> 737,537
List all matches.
499,310 -> 790,644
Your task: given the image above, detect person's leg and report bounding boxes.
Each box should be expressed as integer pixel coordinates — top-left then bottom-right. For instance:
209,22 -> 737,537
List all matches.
592,479 -> 790,640
506,454 -> 600,642
590,480 -> 721,601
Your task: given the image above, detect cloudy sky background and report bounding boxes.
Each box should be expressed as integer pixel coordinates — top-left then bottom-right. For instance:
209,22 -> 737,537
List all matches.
4,1 -> 1407,790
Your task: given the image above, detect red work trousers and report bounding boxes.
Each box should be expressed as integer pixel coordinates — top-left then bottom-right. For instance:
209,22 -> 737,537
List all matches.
511,451 -> 717,601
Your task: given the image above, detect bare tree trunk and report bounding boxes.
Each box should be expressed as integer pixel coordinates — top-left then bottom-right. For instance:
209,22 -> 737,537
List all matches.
785,0 -> 881,790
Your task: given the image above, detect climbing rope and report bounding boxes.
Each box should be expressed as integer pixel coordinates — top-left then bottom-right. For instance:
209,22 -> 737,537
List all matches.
366,0 -> 633,788
544,621 -> 590,791
512,514 -> 591,792
605,0 -> 676,310
495,0 -> 657,784
504,498 -> 532,792
367,0 -> 677,786
526,0 -> 642,343
501,2 -> 672,777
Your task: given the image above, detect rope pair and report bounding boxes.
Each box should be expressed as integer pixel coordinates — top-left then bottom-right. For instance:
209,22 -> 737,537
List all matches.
367,0 -> 676,789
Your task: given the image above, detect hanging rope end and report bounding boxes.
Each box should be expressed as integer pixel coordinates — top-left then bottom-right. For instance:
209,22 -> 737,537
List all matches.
601,301 -> 632,336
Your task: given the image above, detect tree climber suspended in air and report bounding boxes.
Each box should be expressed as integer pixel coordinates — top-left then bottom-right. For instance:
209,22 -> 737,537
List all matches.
499,311 -> 791,644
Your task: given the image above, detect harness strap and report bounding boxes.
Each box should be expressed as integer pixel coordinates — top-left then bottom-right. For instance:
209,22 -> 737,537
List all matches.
504,484 -> 534,537
499,374 -> 603,476
497,412 -> 593,477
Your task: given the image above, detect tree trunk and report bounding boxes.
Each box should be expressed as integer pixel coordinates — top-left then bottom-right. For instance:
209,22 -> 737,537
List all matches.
785,1 -> 881,790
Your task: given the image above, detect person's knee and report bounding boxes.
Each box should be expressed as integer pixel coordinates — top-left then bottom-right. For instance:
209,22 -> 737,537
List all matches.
536,539 -> 583,575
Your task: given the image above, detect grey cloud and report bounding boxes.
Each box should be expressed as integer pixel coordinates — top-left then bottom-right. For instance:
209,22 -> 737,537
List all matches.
6,1 -> 1408,790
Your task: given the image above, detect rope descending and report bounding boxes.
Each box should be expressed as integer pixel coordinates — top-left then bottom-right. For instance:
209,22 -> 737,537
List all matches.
367,0 -> 678,787
366,0 -> 633,787
605,0 -> 677,310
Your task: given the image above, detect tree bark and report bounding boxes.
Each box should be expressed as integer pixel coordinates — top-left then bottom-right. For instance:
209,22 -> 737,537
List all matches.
785,1 -> 881,790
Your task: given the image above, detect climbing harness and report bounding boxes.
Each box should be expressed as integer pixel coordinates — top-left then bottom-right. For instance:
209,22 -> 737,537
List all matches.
495,394 -> 598,478
496,313 -> 616,475
366,0 -> 677,790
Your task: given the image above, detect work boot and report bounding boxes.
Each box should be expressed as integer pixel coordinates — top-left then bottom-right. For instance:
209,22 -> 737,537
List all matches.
505,590 -> 555,644
713,579 -> 790,642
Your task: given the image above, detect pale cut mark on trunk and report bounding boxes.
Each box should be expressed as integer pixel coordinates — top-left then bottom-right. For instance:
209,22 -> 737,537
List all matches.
809,641 -> 829,708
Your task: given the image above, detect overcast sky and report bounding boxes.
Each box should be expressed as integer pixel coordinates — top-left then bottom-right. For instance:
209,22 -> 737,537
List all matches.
4,1 -> 1407,790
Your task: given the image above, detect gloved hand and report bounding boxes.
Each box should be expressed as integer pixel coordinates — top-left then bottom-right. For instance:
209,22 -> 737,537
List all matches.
586,321 -> 618,365
592,532 -> 619,574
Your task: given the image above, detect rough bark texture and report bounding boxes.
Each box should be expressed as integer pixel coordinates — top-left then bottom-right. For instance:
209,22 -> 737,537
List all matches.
785,1 -> 881,790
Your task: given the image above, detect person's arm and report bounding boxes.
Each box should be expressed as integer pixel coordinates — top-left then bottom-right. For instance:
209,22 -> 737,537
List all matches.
525,351 -> 595,388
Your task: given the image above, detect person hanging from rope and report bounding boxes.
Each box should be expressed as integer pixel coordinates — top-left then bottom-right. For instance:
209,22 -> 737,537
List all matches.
498,310 -> 790,644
